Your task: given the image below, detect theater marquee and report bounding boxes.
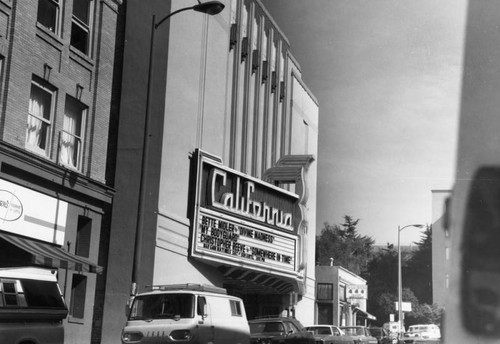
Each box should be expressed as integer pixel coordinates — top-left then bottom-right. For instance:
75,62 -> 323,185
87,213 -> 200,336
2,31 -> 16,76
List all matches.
191,151 -> 301,274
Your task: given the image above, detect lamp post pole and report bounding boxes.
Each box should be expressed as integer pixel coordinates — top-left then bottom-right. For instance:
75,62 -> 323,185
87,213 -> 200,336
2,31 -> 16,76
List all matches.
397,224 -> 424,340
131,1 -> 224,295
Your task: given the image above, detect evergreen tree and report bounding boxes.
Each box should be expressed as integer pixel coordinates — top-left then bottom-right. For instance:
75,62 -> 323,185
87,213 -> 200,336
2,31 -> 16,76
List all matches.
316,215 -> 374,275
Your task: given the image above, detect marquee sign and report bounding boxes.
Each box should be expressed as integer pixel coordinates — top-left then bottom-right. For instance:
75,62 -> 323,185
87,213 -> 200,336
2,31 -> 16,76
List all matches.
191,151 -> 300,274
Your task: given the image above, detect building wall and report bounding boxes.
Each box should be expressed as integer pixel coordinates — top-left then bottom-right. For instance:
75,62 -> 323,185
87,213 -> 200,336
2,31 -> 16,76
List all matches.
108,0 -> 319,338
0,1 -> 120,343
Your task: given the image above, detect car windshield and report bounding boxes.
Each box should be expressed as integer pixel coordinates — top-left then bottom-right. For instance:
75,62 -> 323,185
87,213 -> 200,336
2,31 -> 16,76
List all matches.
306,326 -> 332,335
250,322 -> 285,334
128,293 -> 195,320
342,327 -> 364,336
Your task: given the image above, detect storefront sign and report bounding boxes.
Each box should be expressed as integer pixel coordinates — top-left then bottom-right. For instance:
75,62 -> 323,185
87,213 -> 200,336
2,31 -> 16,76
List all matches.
0,179 -> 67,245
191,151 -> 300,274
347,284 -> 368,299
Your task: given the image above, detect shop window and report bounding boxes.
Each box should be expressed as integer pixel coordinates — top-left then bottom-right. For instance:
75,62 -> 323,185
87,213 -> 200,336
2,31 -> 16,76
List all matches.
317,283 -> 333,301
317,303 -> 333,324
26,80 -> 55,157
37,0 -> 60,34
76,216 -> 91,258
70,274 -> 86,319
60,96 -> 86,170
230,300 -> 242,316
71,0 -> 93,55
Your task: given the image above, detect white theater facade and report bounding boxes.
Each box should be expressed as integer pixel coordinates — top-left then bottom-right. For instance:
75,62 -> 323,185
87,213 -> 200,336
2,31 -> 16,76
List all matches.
102,0 -> 319,338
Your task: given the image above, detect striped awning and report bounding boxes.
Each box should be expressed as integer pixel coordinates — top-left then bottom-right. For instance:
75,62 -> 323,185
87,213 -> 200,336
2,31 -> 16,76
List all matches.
0,231 -> 103,274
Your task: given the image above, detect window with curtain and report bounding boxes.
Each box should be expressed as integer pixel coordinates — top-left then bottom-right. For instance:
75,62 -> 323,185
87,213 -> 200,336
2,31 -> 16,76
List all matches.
60,96 -> 86,170
37,0 -> 60,34
317,283 -> 333,301
26,82 -> 54,156
71,0 -> 93,55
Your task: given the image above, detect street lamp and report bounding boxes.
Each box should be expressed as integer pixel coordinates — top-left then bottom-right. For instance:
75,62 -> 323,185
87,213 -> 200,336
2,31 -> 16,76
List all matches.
397,223 -> 425,340
132,1 -> 225,295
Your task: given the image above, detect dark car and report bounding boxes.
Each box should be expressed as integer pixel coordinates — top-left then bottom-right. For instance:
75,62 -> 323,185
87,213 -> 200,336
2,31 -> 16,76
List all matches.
304,325 -> 355,344
249,317 -> 315,344
340,326 -> 378,344
368,327 -> 396,344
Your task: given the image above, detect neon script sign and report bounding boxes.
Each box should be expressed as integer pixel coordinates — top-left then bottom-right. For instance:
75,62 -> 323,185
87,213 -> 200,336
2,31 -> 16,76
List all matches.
208,169 -> 294,231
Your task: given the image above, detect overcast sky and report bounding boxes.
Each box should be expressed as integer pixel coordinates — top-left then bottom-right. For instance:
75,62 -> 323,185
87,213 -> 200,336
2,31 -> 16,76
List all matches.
262,0 -> 467,245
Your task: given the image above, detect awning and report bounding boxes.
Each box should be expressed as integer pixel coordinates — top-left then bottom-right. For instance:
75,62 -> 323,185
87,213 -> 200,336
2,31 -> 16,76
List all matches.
354,307 -> 377,320
0,231 -> 103,274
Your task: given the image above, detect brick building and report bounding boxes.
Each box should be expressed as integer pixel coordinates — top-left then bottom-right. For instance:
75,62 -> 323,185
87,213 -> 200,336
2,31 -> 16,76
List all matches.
0,0 -> 121,343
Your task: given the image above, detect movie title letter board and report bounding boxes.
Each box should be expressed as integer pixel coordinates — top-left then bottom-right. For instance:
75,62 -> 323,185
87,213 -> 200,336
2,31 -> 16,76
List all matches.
191,151 -> 301,274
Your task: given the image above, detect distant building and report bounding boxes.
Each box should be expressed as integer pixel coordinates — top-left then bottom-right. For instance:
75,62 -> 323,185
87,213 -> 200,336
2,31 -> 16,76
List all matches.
315,265 -> 375,327
431,189 -> 451,307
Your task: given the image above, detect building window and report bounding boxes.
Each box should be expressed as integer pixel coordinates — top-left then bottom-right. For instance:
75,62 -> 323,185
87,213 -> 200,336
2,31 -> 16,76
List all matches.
70,274 -> 87,319
71,0 -> 93,55
37,0 -> 60,34
26,80 -> 55,157
76,216 -> 91,258
60,96 -> 86,170
317,283 -> 333,301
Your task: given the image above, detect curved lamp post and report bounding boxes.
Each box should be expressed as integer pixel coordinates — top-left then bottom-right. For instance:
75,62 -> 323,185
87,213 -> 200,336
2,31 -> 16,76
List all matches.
132,1 -> 225,294
397,223 -> 424,339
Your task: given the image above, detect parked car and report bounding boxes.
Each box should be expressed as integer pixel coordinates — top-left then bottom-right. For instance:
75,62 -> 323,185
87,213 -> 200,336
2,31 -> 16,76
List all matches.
304,325 -> 355,344
249,317 -> 315,344
401,324 -> 441,343
340,326 -> 378,344
368,327 -> 396,344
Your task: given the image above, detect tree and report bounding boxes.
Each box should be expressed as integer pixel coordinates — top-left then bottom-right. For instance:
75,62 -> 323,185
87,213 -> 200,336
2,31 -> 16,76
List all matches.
364,243 -> 398,324
405,303 -> 444,327
316,215 -> 374,275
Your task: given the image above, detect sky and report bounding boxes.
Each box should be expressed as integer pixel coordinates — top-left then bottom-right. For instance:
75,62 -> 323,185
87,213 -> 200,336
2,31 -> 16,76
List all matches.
261,0 -> 467,245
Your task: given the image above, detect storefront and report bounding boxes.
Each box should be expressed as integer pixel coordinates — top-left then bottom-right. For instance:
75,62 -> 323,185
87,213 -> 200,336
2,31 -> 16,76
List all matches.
0,145 -> 113,343
316,265 -> 376,326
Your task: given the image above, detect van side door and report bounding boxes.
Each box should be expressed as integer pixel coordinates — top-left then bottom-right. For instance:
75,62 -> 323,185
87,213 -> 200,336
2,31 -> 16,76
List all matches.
196,296 -> 214,343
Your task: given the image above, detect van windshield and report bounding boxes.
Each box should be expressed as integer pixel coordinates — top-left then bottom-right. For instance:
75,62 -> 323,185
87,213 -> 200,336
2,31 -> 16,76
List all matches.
129,294 -> 195,320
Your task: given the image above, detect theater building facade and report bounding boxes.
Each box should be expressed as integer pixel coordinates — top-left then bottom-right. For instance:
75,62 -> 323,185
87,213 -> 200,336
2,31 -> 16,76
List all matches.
103,0 -> 319,340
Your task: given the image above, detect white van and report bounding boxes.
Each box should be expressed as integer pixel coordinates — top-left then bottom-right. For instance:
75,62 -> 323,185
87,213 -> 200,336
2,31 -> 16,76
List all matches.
0,267 -> 68,344
403,324 -> 441,340
121,283 -> 250,344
